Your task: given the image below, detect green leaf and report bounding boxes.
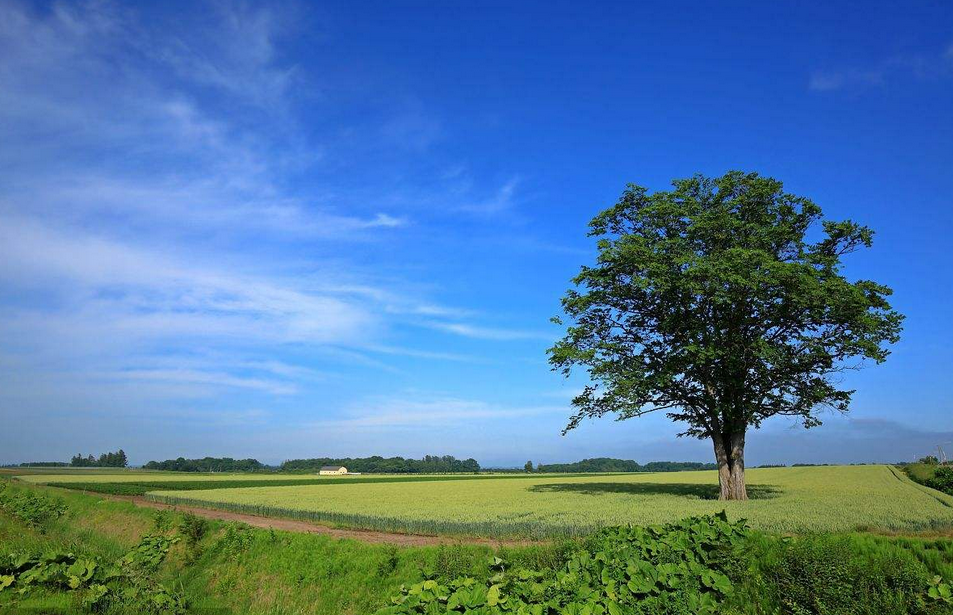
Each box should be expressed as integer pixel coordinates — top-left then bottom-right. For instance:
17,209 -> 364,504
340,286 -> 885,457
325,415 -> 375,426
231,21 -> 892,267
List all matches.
711,573 -> 732,595
487,584 -> 502,607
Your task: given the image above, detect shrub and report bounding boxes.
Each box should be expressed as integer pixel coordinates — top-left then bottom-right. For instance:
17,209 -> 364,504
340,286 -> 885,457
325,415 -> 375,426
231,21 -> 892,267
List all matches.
379,518 -> 953,615
0,534 -> 184,613
378,513 -> 748,615
217,523 -> 254,555
178,512 -> 208,547
0,481 -> 67,530
152,509 -> 174,532
926,467 -> 953,495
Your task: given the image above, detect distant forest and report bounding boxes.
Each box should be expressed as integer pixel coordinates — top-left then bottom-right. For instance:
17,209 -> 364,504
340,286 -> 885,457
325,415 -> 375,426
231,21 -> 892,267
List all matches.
143,457 -> 265,472
536,458 -> 718,473
8,454 -> 721,474
70,450 -> 128,467
281,455 -> 481,474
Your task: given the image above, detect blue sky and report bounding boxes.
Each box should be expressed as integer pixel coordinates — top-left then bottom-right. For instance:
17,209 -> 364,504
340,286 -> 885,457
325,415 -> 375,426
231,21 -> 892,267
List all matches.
1,0 -> 951,467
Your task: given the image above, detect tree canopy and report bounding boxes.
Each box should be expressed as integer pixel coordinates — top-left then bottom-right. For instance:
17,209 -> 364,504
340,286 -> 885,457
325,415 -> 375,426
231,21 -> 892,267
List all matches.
549,172 -> 903,499
70,449 -> 128,468
142,457 -> 264,472
280,455 -> 480,474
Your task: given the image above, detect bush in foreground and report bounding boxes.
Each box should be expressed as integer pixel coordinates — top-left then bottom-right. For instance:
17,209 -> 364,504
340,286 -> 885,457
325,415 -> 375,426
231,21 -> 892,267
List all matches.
378,513 -> 745,615
0,534 -> 185,613
376,513 -> 953,615
0,480 -> 67,530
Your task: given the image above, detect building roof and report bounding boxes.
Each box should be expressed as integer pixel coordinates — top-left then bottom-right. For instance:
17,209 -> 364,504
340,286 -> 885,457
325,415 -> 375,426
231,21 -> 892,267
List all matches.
320,465 -> 346,471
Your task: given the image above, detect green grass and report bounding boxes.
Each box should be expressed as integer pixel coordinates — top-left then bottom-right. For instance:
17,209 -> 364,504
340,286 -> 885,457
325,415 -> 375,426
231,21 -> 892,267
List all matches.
147,465 -> 953,539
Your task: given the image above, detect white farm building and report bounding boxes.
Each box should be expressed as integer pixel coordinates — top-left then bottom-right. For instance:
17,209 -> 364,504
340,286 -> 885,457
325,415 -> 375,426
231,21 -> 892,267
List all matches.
319,465 -> 348,475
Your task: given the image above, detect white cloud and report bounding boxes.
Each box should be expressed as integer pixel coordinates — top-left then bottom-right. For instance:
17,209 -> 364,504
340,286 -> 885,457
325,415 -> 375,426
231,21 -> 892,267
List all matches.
0,1 -> 404,243
106,369 -> 298,395
0,0 -> 546,460
311,395 -> 565,428
458,178 -> 520,215
152,1 -> 301,108
808,69 -> 883,92
0,215 -> 376,345
810,41 -> 953,91
362,345 -> 479,362
364,213 -> 408,228
426,321 -> 551,341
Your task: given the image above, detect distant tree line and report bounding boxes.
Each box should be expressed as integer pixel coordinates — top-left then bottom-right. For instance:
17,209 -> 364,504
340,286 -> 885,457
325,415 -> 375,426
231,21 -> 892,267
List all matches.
14,461 -> 70,467
142,457 -> 265,472
70,450 -> 128,467
535,458 -> 717,473
281,455 -> 481,474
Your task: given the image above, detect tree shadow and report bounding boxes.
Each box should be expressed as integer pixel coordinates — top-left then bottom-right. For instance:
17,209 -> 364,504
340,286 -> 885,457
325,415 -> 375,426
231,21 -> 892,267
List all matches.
528,481 -> 782,500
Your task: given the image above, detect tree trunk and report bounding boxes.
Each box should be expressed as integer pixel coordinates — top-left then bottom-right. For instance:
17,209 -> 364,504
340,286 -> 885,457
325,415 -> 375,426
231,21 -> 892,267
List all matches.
712,430 -> 747,500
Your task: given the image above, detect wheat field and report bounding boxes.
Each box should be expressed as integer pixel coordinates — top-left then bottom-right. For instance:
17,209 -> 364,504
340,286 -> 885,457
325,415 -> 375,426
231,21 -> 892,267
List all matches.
146,465 -> 953,538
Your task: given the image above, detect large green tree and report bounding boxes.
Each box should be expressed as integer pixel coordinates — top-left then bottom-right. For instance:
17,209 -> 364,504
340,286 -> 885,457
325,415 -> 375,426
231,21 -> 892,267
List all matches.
548,172 -> 903,500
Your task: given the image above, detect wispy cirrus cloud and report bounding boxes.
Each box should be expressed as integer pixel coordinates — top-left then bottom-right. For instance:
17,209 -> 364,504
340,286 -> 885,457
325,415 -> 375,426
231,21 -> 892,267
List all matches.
426,321 -> 552,341
810,41 -> 953,91
0,215 -> 377,346
106,369 -> 299,396
310,395 -> 565,429
0,1 -> 403,243
457,177 -> 521,215
0,0 -> 545,464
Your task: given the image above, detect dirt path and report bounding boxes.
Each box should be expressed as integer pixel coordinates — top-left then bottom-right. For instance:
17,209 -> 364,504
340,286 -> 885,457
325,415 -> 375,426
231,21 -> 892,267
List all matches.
104,494 -> 532,547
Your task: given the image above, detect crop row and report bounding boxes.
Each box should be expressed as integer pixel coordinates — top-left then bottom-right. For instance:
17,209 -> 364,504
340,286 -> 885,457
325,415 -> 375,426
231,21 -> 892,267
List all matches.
145,492 -> 602,539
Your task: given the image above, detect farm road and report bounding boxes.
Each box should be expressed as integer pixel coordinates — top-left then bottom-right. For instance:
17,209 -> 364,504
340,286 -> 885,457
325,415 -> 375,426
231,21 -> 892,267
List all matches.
105,494 -> 533,547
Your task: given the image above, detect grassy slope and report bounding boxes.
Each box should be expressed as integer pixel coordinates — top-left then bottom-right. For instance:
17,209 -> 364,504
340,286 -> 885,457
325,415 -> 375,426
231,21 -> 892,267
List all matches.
148,465 -> 953,538
0,482 -> 559,615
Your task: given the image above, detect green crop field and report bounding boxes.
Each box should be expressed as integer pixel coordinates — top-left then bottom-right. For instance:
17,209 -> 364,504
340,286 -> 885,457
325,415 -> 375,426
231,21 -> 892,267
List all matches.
146,465 -> 953,539
20,472 -> 612,496
15,471 -> 560,484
